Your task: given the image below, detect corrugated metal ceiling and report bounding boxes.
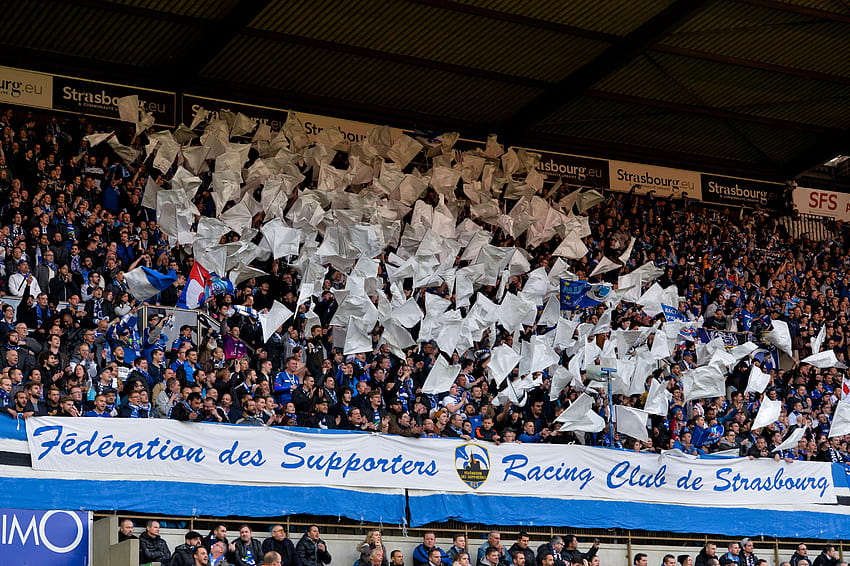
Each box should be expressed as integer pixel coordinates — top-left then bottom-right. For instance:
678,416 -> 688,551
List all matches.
249,0 -> 609,83
1,0 -> 848,179
451,0 -> 677,37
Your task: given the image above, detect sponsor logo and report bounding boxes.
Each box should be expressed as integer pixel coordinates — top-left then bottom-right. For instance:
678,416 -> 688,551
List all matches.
455,443 -> 490,489
62,86 -> 167,114
0,78 -> 43,99
615,168 -> 695,193
0,509 -> 86,554
535,155 -> 609,187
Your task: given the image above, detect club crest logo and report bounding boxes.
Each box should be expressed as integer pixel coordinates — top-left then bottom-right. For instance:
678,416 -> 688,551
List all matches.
455,443 -> 490,489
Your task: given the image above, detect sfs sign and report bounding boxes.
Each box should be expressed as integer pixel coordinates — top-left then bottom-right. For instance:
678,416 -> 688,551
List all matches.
794,187 -> 850,220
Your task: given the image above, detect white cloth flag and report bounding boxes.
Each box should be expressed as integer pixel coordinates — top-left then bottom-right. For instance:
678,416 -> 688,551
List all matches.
259,301 -> 294,342
744,364 -> 771,394
556,393 -> 605,433
589,256 -> 620,278
830,400 -> 850,437
681,365 -> 725,402
811,325 -> 826,356
615,405 -> 649,442
644,378 -> 672,416
752,397 -> 782,430
773,426 -> 808,452
549,366 -> 573,401
117,95 -> 138,122
421,355 -> 461,395
802,349 -> 842,369
488,344 -> 521,386
764,320 -> 793,357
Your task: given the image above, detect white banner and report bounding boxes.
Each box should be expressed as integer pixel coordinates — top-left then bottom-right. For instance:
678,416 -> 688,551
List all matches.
793,186 -> 850,221
0,66 -> 53,109
609,160 -> 702,200
26,418 -> 834,505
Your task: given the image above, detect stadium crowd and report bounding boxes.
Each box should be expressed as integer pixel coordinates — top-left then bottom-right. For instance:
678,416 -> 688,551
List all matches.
0,105 -> 849,462
120,520 -> 846,566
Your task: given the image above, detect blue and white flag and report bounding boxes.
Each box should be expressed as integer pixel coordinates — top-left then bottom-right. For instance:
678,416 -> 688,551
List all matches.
559,280 -> 611,310
661,304 -> 687,322
125,267 -> 177,302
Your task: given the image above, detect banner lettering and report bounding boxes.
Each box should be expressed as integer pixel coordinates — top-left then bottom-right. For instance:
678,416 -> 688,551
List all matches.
0,508 -> 89,563
26,418 -> 835,506
52,75 -> 176,126
609,160 -> 702,200
182,94 -> 401,144
793,186 -> 850,221
0,66 -> 53,109
700,174 -> 783,209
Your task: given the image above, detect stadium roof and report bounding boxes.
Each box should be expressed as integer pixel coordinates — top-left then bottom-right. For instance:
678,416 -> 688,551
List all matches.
3,0 -> 850,185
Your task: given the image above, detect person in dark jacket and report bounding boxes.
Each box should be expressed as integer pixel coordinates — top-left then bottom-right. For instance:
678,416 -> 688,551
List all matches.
262,525 -> 302,566
233,525 -> 265,566
118,518 -> 137,542
695,544 -> 718,566
561,536 -> 598,565
413,532 -> 451,566
173,531 -> 204,566
536,537 -> 565,566
296,525 -> 332,566
813,545 -> 840,566
139,520 -> 172,566
508,533 -> 535,566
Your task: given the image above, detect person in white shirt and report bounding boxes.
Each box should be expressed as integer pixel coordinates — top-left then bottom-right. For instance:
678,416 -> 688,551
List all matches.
7,259 -> 40,297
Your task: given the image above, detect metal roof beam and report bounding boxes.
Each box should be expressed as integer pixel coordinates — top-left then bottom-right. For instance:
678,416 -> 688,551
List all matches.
782,130 -> 850,178
243,28 -> 551,88
494,0 -> 713,140
584,89 -> 842,135
736,0 -> 850,24
163,0 -> 273,90
404,0 -> 618,42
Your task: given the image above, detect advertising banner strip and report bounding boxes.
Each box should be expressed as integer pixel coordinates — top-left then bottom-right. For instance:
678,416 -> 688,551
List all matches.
793,186 -> 850,221
26,417 -> 835,506
0,508 -> 90,563
609,160 -> 702,200
182,94 -> 403,143
53,75 -> 176,126
0,66 -> 53,109
700,173 -> 784,209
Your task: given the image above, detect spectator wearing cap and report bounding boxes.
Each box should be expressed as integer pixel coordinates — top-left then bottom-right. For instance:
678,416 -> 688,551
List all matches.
173,531 -> 204,566
305,396 -> 332,428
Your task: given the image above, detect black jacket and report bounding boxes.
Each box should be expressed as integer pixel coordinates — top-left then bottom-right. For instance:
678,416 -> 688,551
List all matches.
172,543 -> 197,566
139,532 -> 172,566
233,538 -> 265,566
262,537 -> 302,566
695,549 -> 717,566
296,534 -> 332,566
508,544 -> 535,566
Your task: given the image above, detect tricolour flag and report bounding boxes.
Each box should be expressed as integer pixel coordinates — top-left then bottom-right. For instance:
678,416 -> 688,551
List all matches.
177,261 -> 210,310
125,266 -> 177,302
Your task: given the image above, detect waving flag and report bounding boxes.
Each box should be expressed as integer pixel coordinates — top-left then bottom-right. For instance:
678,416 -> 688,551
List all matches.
559,279 -> 611,310
125,266 -> 177,302
178,261 -> 210,309
177,261 -> 235,310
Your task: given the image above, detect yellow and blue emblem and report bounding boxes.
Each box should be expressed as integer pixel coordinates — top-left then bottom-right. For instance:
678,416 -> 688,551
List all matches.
454,443 -> 490,489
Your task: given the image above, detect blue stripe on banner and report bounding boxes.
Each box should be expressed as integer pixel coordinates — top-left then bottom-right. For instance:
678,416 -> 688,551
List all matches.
0,477 -> 406,523
832,463 -> 850,489
0,416 -> 27,440
408,493 -> 850,537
